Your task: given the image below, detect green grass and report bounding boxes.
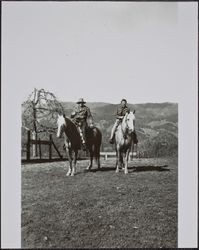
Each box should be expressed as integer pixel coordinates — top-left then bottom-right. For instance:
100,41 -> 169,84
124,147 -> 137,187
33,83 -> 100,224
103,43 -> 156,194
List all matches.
22,157 -> 177,248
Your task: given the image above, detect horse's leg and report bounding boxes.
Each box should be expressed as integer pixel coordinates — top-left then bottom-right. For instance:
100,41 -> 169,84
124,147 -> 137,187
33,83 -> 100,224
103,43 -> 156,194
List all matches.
66,149 -> 73,176
115,145 -> 118,171
64,146 -> 71,176
71,150 -> 77,176
115,157 -> 118,172
87,146 -> 93,170
121,152 -> 125,169
124,149 -> 130,174
120,152 -> 124,170
96,145 -> 101,169
116,148 -> 120,173
118,150 -> 125,172
93,144 -> 100,169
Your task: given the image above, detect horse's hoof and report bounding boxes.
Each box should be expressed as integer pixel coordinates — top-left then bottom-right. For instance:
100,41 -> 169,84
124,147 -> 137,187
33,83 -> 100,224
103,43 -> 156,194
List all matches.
116,170 -> 119,173
124,171 -> 128,174
66,172 -> 71,176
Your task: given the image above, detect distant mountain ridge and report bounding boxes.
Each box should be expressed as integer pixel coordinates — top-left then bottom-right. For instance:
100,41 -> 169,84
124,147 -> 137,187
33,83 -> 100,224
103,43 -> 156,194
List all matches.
61,102 -> 178,156
61,101 -> 178,122
22,101 -> 178,157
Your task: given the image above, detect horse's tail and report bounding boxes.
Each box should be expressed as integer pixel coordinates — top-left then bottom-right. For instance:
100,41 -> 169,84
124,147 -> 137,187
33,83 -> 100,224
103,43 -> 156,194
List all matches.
93,143 -> 101,160
93,127 -> 102,160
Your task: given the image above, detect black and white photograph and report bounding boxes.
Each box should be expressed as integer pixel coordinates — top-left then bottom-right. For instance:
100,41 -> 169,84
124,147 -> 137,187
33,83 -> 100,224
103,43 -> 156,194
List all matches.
1,1 -> 198,248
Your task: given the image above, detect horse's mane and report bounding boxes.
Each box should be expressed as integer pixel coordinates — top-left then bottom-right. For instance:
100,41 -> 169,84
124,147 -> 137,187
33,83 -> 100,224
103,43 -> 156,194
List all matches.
64,117 -> 81,149
118,111 -> 135,138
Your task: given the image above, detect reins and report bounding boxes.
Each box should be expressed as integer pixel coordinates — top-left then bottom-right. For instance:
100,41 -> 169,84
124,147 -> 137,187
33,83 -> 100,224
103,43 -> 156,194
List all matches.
121,113 -> 134,138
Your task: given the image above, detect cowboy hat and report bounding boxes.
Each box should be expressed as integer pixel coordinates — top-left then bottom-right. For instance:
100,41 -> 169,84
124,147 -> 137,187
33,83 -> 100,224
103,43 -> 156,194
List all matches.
121,98 -> 127,103
76,98 -> 86,104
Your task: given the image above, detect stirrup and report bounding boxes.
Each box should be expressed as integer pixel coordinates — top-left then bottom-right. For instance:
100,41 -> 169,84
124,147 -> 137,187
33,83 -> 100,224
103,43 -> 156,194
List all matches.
109,138 -> 114,144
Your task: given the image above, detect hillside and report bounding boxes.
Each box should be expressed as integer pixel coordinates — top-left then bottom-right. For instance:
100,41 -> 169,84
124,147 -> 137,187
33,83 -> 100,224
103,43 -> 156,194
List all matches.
22,102 -> 178,158
61,102 -> 178,156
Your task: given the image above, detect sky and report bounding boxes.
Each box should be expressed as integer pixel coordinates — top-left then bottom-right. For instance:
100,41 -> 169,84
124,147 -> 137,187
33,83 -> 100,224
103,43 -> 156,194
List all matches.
2,1 -> 197,104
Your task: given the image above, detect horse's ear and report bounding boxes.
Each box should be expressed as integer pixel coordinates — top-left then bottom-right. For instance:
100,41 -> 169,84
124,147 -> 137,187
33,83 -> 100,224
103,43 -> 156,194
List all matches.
133,110 -> 136,114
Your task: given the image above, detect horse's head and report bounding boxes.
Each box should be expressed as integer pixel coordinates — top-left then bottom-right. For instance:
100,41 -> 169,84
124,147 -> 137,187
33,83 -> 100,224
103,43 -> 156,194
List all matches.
57,114 -> 66,138
123,111 -> 135,134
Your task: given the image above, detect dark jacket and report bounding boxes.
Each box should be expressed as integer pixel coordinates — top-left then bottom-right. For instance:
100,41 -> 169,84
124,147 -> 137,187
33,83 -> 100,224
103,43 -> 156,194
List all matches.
116,105 -> 130,118
71,105 -> 93,122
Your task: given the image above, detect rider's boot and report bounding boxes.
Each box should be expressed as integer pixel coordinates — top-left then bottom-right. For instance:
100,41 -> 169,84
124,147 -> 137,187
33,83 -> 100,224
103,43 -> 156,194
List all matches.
109,137 -> 114,144
109,131 -> 115,144
109,119 -> 120,144
109,125 -> 117,144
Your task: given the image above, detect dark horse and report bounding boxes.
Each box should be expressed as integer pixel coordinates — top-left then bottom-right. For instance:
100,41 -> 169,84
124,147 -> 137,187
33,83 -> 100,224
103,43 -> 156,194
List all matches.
57,114 -> 102,176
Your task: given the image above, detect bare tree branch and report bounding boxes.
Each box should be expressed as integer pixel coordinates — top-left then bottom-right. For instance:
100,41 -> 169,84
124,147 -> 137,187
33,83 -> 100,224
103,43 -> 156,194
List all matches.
22,88 -> 64,134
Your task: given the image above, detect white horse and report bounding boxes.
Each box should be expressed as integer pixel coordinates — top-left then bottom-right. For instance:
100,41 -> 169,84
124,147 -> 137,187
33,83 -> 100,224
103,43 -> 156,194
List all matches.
114,111 -> 136,174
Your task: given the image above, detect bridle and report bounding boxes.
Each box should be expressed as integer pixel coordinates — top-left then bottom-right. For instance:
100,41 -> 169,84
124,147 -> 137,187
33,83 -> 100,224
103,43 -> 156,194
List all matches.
122,113 -> 134,136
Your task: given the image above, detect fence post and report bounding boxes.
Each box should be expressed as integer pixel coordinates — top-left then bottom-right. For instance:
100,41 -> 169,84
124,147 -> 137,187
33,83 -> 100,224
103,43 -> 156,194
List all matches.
49,134 -> 52,160
26,130 -> 31,161
51,140 -> 63,159
32,131 -> 36,157
105,154 -> 108,161
39,138 -> 42,159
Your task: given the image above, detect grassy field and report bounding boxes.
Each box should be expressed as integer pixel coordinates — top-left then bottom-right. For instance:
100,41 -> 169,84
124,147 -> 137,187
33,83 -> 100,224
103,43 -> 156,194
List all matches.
22,157 -> 177,248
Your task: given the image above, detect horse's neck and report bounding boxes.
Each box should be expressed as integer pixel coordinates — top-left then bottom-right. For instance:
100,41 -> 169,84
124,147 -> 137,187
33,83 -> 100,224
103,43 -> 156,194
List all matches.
121,118 -> 127,134
64,118 -> 81,143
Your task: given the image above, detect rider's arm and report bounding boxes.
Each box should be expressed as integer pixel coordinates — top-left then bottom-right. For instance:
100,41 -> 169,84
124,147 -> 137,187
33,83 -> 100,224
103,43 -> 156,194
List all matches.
71,107 -> 78,118
117,116 -> 124,119
116,107 -> 124,119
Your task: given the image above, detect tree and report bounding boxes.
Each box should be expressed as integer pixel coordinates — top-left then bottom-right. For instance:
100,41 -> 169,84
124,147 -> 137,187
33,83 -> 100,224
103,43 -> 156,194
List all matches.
22,88 -> 64,157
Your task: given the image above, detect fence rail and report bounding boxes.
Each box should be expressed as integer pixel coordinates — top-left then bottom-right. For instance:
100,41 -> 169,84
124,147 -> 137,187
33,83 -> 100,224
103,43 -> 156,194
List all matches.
30,139 -> 50,145
22,130 -> 63,163
100,151 -> 137,160
22,130 -> 141,164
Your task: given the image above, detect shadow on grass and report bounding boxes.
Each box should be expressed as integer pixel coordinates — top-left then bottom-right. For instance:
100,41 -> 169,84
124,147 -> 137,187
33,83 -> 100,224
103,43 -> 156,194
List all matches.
86,165 -> 170,173
131,165 -> 170,172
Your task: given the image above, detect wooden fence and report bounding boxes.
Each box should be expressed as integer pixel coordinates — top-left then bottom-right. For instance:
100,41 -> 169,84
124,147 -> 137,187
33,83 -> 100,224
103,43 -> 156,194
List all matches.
100,151 -> 138,160
22,130 -> 143,164
22,130 -> 63,163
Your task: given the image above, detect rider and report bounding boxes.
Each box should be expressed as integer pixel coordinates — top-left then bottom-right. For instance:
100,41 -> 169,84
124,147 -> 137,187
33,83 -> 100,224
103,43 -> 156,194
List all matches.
109,99 -> 138,144
71,98 -> 94,150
